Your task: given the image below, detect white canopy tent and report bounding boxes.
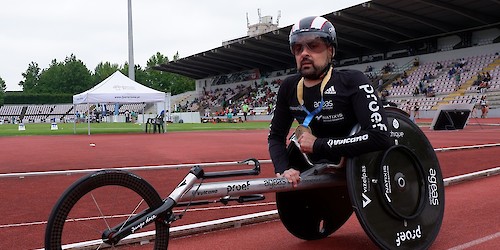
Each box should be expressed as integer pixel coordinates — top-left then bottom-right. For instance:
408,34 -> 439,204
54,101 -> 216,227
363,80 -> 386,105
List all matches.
73,71 -> 166,135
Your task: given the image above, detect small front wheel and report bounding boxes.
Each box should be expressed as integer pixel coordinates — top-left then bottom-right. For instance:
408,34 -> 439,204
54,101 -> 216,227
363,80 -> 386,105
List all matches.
45,169 -> 169,249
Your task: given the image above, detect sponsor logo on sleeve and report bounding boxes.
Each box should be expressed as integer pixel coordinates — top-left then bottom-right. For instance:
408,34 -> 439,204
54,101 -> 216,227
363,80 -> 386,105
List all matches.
327,134 -> 369,147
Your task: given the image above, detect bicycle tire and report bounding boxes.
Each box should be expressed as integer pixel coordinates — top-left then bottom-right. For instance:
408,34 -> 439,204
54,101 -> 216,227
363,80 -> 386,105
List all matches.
45,169 -> 169,249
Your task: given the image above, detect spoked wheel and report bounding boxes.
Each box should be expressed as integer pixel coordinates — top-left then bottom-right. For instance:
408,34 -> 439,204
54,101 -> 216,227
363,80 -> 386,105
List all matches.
45,170 -> 169,249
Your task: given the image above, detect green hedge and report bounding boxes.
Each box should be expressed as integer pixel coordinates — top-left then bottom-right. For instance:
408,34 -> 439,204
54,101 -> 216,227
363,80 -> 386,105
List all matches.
4,92 -> 73,104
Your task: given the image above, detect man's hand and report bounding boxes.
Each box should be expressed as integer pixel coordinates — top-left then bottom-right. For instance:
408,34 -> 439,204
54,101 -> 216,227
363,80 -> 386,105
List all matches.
276,168 -> 301,188
298,132 -> 316,153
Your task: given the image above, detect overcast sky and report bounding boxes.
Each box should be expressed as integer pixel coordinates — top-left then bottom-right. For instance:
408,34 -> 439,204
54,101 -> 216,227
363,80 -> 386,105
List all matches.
0,0 -> 366,91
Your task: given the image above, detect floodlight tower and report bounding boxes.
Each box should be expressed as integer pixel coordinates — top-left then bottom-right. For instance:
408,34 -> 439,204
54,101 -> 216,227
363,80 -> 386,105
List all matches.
127,0 -> 135,80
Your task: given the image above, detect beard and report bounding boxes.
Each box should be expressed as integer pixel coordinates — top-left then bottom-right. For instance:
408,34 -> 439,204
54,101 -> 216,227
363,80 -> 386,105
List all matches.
299,59 -> 329,80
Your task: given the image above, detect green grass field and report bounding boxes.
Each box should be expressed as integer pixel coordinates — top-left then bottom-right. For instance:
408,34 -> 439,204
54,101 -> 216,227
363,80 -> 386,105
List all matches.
0,121 -> 273,136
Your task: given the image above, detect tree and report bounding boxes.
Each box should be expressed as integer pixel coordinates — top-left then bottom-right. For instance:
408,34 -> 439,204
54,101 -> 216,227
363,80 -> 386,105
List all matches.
16,52 -> 195,97
129,64 -> 149,86
120,63 -> 148,87
37,54 -> 93,94
0,76 -> 5,92
93,62 -> 120,83
144,52 -> 195,95
0,76 -> 5,105
145,52 -> 171,91
19,62 -> 41,92
172,51 -> 180,61
169,73 -> 195,95
168,51 -> 195,94
148,52 -> 169,66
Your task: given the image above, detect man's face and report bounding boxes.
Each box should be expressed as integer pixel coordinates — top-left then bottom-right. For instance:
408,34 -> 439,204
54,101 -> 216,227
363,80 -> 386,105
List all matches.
291,34 -> 334,79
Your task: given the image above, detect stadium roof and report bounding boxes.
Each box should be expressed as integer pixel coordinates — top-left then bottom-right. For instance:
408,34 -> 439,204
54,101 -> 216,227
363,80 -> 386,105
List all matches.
154,0 -> 500,79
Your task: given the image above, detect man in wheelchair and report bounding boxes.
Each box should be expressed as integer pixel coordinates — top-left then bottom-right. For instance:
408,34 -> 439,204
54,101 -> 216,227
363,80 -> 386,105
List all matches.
268,16 -> 392,187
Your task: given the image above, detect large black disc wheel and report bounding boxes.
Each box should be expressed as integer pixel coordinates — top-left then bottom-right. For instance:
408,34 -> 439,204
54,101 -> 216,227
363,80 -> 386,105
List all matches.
45,169 -> 169,249
347,108 -> 445,250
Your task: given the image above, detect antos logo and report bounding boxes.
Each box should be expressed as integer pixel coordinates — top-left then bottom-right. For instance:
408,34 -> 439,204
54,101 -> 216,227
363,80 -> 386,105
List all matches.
359,84 -> 387,132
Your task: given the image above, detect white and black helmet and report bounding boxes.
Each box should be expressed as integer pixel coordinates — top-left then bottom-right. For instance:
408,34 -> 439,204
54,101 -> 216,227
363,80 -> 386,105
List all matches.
289,16 -> 338,50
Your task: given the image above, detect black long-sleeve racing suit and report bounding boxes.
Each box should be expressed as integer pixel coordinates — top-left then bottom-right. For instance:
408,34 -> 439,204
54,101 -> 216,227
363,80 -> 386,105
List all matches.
268,68 -> 392,174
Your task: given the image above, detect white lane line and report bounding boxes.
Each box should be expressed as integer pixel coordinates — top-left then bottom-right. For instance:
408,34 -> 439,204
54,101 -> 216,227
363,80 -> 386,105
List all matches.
443,167 -> 500,186
434,143 -> 500,152
2,142 -> 500,178
0,202 -> 277,229
0,220 -> 46,228
448,232 -> 500,250
0,160 -> 274,178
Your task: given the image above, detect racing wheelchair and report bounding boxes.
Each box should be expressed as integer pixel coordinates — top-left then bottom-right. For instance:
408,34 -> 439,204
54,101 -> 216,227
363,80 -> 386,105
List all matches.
45,107 -> 445,249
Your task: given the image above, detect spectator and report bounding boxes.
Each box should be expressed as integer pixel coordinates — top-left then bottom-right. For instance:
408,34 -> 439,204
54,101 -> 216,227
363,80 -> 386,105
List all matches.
459,58 -> 467,68
473,73 -> 484,86
426,85 -> 435,97
380,89 -> 389,104
241,102 -> 249,121
401,77 -> 409,86
392,79 -> 400,87
435,62 -> 443,70
131,111 -> 137,123
125,110 -> 130,123
405,100 -> 412,116
455,73 -> 461,88
471,97 -> 479,118
478,80 -> 489,93
413,57 -> 420,66
448,67 -> 456,79
484,72 -> 492,82
480,96 -> 489,118
382,63 -> 393,73
413,86 -> 420,96
419,80 -> 426,93
413,102 -> 420,119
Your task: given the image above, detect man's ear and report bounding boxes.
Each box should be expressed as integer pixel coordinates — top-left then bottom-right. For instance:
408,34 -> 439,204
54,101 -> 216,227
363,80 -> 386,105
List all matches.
328,46 -> 335,62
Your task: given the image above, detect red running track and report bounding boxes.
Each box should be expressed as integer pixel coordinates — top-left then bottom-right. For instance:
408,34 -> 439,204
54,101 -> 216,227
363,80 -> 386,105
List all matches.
0,120 -> 499,249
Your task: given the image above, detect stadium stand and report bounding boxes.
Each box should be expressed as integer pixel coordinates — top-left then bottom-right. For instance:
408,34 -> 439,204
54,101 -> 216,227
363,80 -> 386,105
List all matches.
0,103 -> 149,124
382,53 -> 499,112
165,47 -> 499,121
